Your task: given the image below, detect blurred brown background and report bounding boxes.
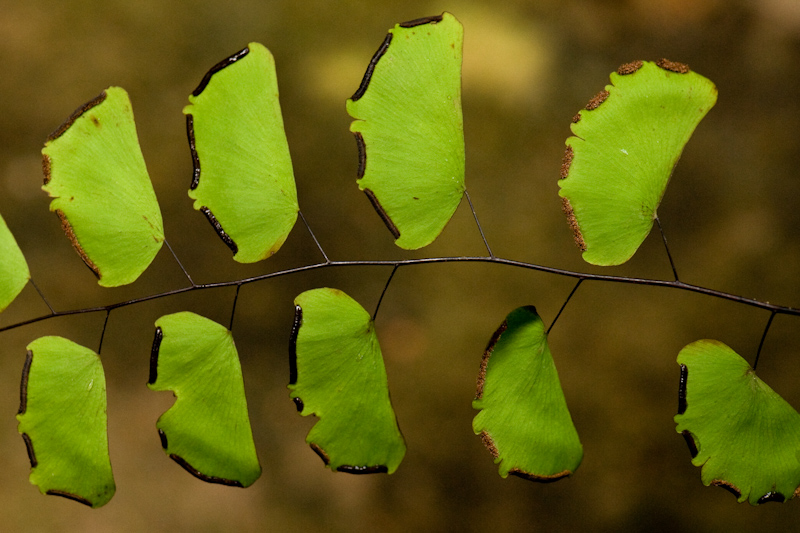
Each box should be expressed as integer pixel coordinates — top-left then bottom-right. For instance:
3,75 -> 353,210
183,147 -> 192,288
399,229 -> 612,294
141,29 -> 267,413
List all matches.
2,0 -> 800,531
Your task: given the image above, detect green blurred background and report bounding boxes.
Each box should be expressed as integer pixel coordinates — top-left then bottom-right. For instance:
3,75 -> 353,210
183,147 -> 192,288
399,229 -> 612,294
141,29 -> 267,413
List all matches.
2,0 -> 800,530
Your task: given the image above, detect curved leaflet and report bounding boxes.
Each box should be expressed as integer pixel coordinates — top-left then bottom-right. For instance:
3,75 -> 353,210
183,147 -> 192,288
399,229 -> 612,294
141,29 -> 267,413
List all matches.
559,60 -> 717,265
675,340 -> 800,504
148,312 -> 261,487
289,288 -> 406,473
42,87 -> 164,286
347,12 -> 465,250
16,337 -> 114,507
472,306 -> 582,481
185,42 -> 299,263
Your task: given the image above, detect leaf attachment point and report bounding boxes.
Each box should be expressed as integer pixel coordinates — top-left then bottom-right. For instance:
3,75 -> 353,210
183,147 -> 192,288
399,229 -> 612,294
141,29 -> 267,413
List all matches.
472,306 -> 582,481
559,60 -> 717,265
148,312 -> 261,487
289,288 -> 406,473
184,42 -> 299,263
675,340 -> 800,504
41,87 -> 164,286
17,337 -> 115,508
347,12 -> 465,250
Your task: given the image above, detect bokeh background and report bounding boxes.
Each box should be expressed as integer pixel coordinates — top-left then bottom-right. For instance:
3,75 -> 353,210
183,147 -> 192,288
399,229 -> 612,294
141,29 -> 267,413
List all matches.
2,0 -> 800,531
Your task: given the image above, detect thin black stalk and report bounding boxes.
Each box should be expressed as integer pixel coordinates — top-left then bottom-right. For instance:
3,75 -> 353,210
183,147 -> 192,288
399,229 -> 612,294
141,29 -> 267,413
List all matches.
3,255 -> 800,335
547,279 -> 584,335
655,215 -> 679,281
373,264 -> 399,322
229,283 -> 242,331
164,238 -> 195,287
464,189 -> 493,258
97,310 -> 111,354
299,210 -> 330,263
29,278 -> 55,315
753,311 -> 776,371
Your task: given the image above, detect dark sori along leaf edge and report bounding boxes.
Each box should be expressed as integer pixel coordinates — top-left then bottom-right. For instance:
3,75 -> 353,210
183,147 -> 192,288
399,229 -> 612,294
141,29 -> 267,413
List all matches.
0,11 -> 797,508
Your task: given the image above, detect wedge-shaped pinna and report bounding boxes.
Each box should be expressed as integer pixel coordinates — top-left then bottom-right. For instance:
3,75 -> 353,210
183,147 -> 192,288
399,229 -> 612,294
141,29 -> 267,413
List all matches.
472,306 -> 582,481
675,340 -> 800,504
148,312 -> 261,487
289,288 -> 406,473
347,13 -> 465,250
185,42 -> 299,262
0,212 -> 30,313
559,60 -> 717,266
17,337 -> 115,508
42,87 -> 164,286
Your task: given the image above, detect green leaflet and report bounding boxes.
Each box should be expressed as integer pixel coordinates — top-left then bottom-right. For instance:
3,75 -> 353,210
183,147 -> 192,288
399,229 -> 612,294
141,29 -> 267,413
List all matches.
289,288 -> 406,473
675,340 -> 800,504
149,312 -> 261,487
472,306 -> 582,481
559,60 -> 717,266
42,86 -> 164,286
347,13 -> 465,250
185,42 -> 299,263
0,212 -> 29,312
17,337 -> 114,508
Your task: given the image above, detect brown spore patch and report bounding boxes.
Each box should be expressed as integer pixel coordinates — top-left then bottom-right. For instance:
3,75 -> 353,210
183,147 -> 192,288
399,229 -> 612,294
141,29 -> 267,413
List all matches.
656,58 -> 690,74
586,89 -> 609,111
354,132 -> 366,179
170,453 -> 244,487
479,430 -> 499,459
351,33 -> 393,102
148,327 -> 163,385
681,430 -> 698,458
510,469 -> 572,483
46,489 -> 94,507
19,350 -> 32,415
476,321 -> 507,400
363,188 -> 400,239
711,479 -> 741,499
192,46 -> 250,97
337,464 -> 389,474
22,433 -> 36,467
200,206 -> 239,255
310,442 -> 331,465
560,146 -> 574,180
561,197 -> 586,251
289,305 -> 302,385
42,155 -> 52,185
399,14 -> 444,28
46,90 -> 108,142
758,491 -> 786,504
617,60 -> 643,75
678,364 -> 688,414
56,209 -> 101,279
186,115 -> 201,190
